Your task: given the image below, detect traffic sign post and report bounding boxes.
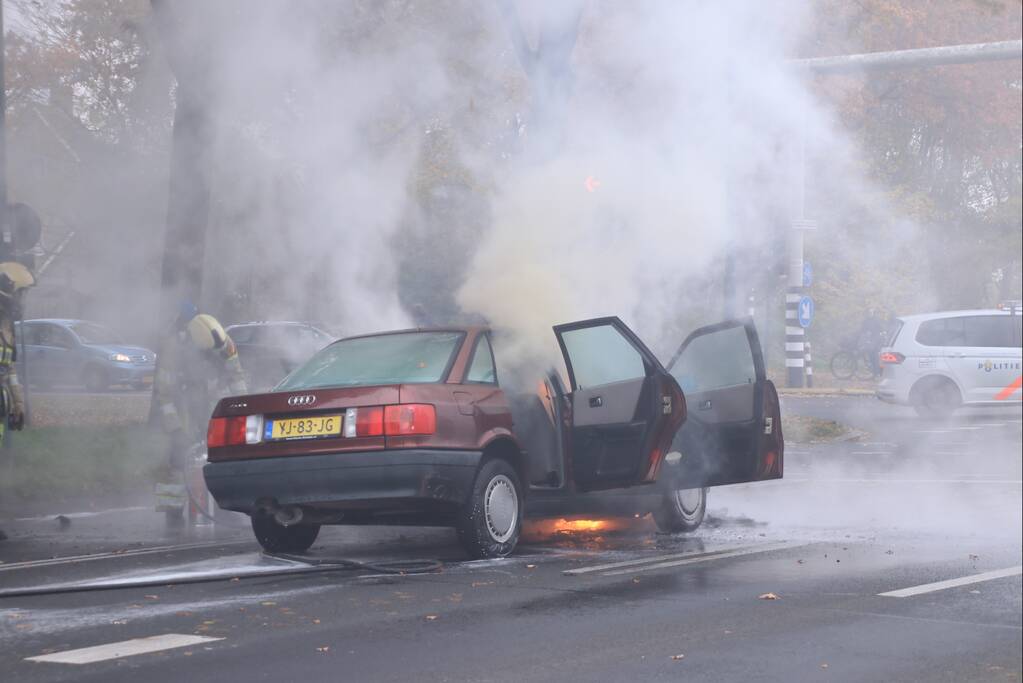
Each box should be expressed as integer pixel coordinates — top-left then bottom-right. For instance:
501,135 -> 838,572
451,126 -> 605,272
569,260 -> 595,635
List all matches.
798,295 -> 814,328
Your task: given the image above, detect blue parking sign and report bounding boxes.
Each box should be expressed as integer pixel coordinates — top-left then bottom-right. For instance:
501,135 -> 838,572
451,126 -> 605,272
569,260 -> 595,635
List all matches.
798,296 -> 814,328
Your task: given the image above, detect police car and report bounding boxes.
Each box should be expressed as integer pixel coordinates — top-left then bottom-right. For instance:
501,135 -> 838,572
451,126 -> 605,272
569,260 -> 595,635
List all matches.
876,305 -> 1022,417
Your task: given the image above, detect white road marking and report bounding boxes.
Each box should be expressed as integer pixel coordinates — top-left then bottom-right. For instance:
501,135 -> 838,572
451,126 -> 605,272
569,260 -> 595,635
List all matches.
0,540 -> 252,572
564,542 -> 805,577
913,430 -> 950,435
601,542 -> 807,577
950,426 -> 983,431
970,423 -> 1006,428
562,543 -> 760,576
850,451 -> 893,455
25,634 -> 223,664
880,566 -> 1023,598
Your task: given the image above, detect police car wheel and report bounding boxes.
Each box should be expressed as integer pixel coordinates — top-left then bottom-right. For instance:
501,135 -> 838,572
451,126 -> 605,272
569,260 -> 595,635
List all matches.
654,487 -> 707,533
912,376 -> 961,418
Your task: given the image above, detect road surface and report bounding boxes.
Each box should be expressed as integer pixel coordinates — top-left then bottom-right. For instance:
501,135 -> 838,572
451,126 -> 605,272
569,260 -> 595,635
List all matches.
1,396 -> 1020,682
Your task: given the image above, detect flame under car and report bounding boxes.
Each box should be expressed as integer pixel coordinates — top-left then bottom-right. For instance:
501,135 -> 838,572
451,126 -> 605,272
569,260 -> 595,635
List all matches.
203,317 -> 783,559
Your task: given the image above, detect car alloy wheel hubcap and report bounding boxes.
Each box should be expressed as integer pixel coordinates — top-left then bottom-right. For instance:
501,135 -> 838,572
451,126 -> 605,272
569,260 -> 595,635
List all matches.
674,488 -> 702,516
484,474 -> 518,543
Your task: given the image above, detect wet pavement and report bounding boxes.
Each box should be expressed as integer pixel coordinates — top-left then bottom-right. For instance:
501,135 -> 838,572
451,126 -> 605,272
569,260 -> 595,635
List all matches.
1,396 -> 1020,682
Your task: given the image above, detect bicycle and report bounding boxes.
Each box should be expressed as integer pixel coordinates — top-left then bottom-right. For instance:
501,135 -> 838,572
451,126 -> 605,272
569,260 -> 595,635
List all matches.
829,334 -> 880,381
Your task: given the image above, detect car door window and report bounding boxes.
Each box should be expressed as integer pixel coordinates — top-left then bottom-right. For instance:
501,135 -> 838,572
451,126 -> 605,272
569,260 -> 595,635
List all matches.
964,316 -> 1017,348
228,326 -> 254,344
51,327 -> 76,349
466,335 -> 497,384
916,318 -> 967,347
671,324 -> 755,393
559,324 -> 646,389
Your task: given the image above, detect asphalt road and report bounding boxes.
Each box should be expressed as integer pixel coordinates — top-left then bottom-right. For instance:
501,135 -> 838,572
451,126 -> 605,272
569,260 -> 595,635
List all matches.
1,396 -> 1020,682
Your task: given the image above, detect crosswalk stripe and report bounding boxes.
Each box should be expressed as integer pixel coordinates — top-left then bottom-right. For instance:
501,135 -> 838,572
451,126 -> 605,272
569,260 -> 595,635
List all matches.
26,634 -> 223,664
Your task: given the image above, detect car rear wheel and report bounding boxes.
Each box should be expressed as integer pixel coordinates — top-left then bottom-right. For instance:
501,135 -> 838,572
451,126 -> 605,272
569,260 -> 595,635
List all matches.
251,512 -> 320,554
653,487 -> 707,533
456,458 -> 522,559
912,376 -> 961,418
83,366 -> 108,392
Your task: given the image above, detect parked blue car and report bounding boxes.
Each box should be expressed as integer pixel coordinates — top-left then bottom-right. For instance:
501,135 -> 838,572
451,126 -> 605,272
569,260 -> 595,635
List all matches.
14,319 -> 156,392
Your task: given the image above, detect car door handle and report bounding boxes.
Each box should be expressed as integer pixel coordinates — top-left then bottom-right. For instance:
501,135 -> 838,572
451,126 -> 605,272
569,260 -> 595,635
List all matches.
589,396 -> 603,408
699,399 -> 712,410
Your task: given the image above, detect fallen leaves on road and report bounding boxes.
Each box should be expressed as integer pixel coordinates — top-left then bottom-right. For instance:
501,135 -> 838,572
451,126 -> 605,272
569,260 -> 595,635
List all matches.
758,593 -> 780,600
261,601 -> 277,606
820,663 -> 829,669
144,595 -> 159,600
526,564 -> 536,569
316,646 -> 330,653
671,654 -> 685,661
425,615 -> 438,621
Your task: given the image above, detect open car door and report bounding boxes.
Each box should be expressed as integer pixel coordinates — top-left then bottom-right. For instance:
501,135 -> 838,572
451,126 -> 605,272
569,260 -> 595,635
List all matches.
665,318 -> 782,488
554,317 -> 685,492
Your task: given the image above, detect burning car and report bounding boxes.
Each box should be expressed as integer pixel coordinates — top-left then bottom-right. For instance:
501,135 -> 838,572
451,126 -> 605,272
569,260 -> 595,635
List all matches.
203,317 -> 782,558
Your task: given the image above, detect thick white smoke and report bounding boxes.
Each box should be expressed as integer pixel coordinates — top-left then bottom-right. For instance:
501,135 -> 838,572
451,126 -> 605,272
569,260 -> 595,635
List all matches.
457,1 -> 842,364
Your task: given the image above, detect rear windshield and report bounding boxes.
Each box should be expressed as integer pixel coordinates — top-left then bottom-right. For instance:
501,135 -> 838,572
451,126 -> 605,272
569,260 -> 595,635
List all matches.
886,319 -> 904,346
276,331 -> 464,390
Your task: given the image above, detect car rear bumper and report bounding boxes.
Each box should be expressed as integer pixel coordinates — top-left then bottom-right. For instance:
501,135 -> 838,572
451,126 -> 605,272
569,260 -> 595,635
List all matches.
204,449 -> 482,515
876,377 -> 910,405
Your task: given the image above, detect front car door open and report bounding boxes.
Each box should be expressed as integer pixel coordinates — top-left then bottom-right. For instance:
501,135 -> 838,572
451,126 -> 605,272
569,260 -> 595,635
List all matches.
554,317 -> 685,491
665,318 -> 782,488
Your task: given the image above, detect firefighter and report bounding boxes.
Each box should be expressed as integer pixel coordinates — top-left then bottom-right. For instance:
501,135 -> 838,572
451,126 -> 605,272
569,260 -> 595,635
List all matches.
154,302 -> 247,520
0,262 -> 34,541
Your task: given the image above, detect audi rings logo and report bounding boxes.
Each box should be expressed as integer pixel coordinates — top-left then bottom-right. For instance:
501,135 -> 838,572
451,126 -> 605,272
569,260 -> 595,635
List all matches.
287,394 -> 317,407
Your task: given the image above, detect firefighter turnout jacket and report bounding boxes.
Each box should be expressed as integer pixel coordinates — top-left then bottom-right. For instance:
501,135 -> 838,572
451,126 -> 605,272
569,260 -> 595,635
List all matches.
155,328 -> 247,441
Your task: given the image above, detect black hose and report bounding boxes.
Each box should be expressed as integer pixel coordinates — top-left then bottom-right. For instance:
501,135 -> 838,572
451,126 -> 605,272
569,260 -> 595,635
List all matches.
0,550 -> 442,599
263,552 -> 443,575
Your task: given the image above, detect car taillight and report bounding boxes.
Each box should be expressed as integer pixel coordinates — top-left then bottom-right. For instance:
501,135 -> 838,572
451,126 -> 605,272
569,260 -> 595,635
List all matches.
880,351 -> 905,365
207,415 -> 263,447
344,406 -> 384,437
384,404 -> 436,435
342,404 -> 436,437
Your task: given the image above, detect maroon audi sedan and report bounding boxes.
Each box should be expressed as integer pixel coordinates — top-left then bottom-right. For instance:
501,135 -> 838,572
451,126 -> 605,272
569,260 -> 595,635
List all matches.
204,316 -> 783,559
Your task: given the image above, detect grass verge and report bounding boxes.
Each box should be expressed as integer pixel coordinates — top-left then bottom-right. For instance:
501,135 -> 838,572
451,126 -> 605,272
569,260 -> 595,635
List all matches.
1,425 -> 164,505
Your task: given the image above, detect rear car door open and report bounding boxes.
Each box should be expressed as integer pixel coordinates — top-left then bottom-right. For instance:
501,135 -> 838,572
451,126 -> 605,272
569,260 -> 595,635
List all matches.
666,318 -> 782,487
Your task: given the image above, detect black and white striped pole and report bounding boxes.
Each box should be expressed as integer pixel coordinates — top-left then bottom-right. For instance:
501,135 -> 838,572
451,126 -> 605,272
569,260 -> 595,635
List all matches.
785,218 -> 816,387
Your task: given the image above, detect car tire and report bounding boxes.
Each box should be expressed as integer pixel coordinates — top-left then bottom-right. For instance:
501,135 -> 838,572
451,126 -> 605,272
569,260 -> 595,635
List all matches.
456,458 -> 522,559
83,366 -> 108,393
911,376 -> 961,418
653,487 -> 707,533
251,512 -> 320,554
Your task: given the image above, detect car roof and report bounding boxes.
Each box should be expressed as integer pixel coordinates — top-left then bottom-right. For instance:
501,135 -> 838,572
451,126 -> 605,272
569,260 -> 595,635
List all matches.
896,309 -> 1017,323
227,321 -> 315,327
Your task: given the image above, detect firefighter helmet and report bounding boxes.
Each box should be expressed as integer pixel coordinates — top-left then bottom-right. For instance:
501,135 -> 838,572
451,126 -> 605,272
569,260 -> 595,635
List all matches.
0,261 -> 35,298
186,313 -> 228,351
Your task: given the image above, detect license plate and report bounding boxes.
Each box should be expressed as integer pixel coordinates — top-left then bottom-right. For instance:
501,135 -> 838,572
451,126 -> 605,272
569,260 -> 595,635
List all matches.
266,415 -> 343,440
